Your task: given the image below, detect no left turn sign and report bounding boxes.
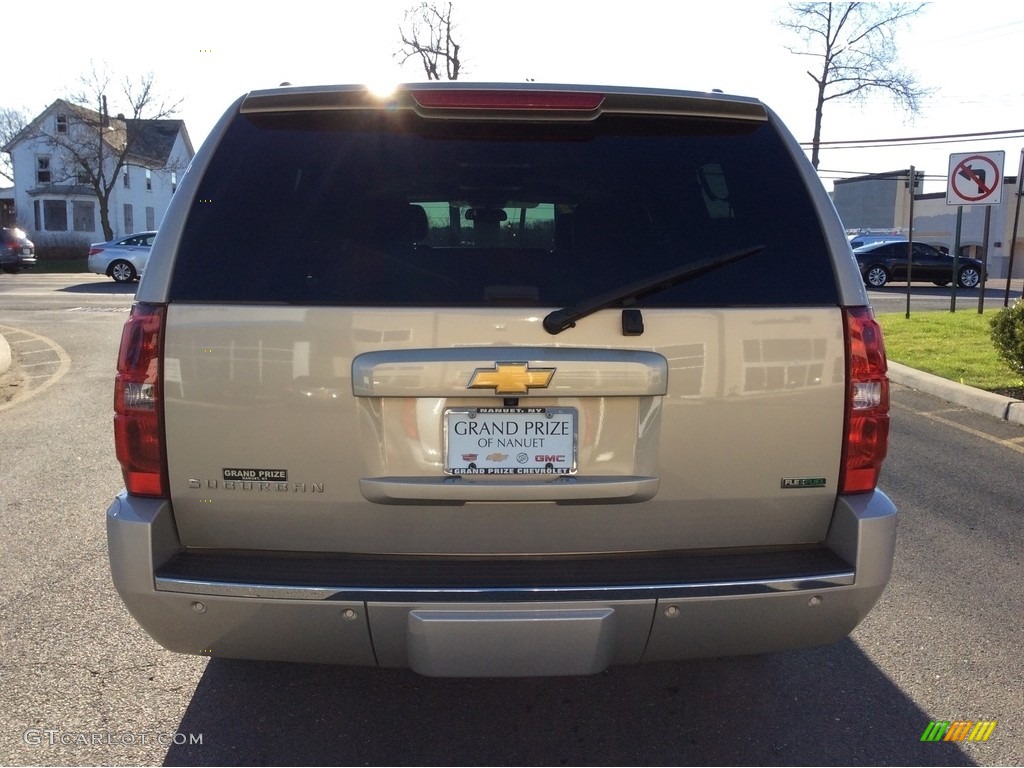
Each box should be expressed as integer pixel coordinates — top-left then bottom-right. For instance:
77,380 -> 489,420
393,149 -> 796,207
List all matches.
947,151 -> 1005,205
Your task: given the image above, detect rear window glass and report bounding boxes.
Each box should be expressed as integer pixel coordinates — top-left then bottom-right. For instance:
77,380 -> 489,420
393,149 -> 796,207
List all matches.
170,109 -> 838,306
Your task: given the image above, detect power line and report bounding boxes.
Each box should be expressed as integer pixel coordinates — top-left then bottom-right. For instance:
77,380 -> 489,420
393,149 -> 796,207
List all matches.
800,127 -> 1024,149
817,170 -> 950,180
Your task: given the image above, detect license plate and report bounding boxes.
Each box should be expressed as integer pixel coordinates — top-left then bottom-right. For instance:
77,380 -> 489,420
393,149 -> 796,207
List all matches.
444,407 -> 577,475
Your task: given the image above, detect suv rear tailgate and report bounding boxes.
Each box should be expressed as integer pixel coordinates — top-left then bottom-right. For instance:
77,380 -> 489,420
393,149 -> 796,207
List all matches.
163,304 -> 845,554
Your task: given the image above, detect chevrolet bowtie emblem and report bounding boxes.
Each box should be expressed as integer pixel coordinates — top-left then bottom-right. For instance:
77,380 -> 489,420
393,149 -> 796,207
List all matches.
467,363 -> 555,395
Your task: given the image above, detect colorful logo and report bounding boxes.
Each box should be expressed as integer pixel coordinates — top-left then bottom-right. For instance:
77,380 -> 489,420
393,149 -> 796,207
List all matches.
920,721 -> 997,743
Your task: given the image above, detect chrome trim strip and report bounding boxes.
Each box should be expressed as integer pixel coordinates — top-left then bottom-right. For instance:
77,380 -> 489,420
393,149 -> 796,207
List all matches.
155,570 -> 855,602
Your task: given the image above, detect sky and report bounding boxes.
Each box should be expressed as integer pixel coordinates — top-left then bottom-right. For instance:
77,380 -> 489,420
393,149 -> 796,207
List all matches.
4,1 -> 1023,194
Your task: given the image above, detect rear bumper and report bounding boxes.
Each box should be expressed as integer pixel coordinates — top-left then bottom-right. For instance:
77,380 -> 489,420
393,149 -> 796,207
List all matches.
1,254 -> 35,270
107,491 -> 896,676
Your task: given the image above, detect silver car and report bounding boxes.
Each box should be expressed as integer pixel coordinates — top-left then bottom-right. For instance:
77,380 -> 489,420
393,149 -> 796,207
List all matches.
88,231 -> 156,282
106,84 -> 895,677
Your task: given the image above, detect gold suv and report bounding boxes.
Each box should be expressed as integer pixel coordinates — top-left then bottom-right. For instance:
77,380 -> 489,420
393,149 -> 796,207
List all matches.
106,84 -> 894,676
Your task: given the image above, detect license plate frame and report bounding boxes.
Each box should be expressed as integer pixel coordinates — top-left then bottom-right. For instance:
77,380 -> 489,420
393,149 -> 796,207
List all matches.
444,407 -> 577,476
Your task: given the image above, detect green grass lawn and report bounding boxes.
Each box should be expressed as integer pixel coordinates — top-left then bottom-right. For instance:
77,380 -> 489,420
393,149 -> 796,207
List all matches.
876,310 -> 1023,392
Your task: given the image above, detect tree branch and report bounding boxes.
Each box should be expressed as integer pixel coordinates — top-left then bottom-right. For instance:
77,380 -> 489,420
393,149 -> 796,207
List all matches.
777,1 -> 931,169
395,2 -> 463,81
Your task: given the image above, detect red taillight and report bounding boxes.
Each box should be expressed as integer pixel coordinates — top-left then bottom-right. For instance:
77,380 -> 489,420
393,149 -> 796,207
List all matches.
89,247 -> 104,256
841,307 -> 890,493
114,303 -> 167,497
411,90 -> 604,111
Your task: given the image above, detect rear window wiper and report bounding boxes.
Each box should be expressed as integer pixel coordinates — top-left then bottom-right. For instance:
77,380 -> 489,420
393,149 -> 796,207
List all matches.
542,244 -> 765,334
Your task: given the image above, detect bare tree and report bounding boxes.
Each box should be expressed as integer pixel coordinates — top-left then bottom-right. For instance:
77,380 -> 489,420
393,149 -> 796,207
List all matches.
32,63 -> 182,240
396,2 -> 462,80
0,107 -> 30,184
779,2 -> 930,169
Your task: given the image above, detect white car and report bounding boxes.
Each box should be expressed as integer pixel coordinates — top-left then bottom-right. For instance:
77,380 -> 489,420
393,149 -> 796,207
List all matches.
88,231 -> 157,282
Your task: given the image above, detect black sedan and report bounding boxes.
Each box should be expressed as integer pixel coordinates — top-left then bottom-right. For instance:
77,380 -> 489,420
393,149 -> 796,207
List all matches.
853,240 -> 984,288
1,227 -> 36,274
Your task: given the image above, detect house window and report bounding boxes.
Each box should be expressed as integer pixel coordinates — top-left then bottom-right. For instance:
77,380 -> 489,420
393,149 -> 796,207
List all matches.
33,200 -> 41,231
56,114 -> 68,134
171,171 -> 177,193
123,169 -> 130,188
145,206 -> 155,230
36,156 -> 52,184
77,169 -> 91,185
145,169 -> 152,191
123,204 -> 134,233
73,201 -> 95,232
43,200 -> 68,231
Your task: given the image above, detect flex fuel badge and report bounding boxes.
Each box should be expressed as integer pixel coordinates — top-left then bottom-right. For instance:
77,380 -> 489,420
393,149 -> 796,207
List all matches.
781,477 -> 827,489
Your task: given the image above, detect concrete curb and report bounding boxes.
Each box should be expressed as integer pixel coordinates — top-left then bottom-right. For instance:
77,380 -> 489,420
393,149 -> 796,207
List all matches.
0,331 -> 10,377
888,361 -> 1024,426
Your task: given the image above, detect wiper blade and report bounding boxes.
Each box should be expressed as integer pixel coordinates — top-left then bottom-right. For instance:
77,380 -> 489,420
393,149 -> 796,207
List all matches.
542,244 -> 765,335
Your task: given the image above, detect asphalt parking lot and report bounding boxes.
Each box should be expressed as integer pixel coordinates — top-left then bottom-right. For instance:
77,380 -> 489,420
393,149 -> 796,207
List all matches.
1,273 -> 1022,766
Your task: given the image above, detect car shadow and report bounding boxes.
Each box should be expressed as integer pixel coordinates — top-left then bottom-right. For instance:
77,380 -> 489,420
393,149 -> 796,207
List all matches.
58,281 -> 138,295
162,640 -> 973,766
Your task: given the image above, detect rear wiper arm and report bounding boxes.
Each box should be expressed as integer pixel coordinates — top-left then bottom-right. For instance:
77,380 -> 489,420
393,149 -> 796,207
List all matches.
542,244 -> 765,335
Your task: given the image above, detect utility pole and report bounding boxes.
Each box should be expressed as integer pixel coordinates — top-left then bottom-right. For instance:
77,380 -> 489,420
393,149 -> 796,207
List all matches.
1005,149 -> 1023,307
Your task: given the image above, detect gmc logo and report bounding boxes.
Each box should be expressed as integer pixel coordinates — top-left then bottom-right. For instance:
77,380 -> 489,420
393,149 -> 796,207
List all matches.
535,455 -> 566,463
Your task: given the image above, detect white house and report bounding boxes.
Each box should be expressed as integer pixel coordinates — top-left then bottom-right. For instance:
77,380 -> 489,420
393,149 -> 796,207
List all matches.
2,99 -> 194,248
